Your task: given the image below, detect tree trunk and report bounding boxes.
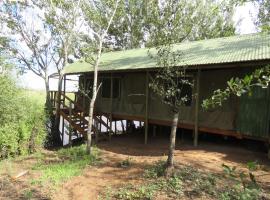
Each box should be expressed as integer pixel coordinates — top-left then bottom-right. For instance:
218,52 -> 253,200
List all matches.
86,40 -> 103,155
85,0 -> 119,154
166,111 -> 179,175
44,76 -> 50,109
53,74 -> 63,146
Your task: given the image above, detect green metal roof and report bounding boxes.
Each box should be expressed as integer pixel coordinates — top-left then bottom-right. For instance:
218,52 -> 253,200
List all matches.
63,33 -> 270,74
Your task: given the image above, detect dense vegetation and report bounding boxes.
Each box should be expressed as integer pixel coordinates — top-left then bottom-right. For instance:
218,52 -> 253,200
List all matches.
0,70 -> 46,159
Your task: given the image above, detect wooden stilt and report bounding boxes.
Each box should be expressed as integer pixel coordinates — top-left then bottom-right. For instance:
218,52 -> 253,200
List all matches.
194,69 -> 201,147
114,120 -> 117,134
145,71 -> 149,145
61,116 -> 65,145
63,75 -> 66,107
109,73 -> 113,140
83,74 -> 86,115
106,117 -> 109,133
121,120 -> 125,133
68,102 -> 72,147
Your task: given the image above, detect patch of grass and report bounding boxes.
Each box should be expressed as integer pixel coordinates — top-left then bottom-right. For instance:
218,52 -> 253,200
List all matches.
114,183 -> 160,200
143,160 -> 167,178
32,145 -> 101,186
23,189 -> 34,200
108,161 -> 268,200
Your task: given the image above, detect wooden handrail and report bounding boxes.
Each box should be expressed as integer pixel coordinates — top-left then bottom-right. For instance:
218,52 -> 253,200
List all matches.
61,93 -> 85,113
94,116 -> 114,133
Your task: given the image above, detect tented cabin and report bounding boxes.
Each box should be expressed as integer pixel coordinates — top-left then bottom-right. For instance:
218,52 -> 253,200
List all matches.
50,33 -> 270,150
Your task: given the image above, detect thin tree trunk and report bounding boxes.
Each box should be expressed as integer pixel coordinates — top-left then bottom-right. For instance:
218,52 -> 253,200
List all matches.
166,111 -> 179,175
86,39 -> 103,155
54,73 -> 63,145
86,0 -> 120,154
44,77 -> 50,108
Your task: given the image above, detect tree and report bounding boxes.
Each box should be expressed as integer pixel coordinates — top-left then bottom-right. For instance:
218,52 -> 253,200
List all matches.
0,1 -> 54,106
202,66 -> 270,110
105,0 -> 147,50
81,0 -> 120,154
255,0 -> 270,33
148,0 -> 237,174
37,0 -> 84,143
105,0 -> 236,50
149,45 -> 193,174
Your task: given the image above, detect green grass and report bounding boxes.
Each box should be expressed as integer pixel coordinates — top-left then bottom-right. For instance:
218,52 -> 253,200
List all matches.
23,89 -> 46,106
103,161 -> 266,200
32,145 -> 101,186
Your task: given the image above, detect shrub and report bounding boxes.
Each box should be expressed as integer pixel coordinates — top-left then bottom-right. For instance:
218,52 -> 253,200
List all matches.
144,160 -> 167,178
0,73 -> 46,158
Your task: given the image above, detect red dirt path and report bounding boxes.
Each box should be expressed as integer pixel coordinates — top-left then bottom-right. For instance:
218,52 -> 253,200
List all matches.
53,134 -> 270,200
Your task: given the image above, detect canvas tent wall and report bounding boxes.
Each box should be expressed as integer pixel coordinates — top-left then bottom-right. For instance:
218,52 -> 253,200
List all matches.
76,65 -> 269,141
63,33 -> 270,141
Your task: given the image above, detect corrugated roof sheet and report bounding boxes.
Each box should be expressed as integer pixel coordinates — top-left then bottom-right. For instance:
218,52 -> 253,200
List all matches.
63,33 -> 270,74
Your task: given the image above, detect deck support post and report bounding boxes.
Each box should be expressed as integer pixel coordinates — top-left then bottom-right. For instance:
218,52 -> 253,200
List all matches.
83,74 -> 86,115
95,116 -> 101,143
63,75 -> 66,107
145,71 -> 149,145
194,69 -> 201,147
109,73 -> 113,140
106,117 -> 109,133
114,121 -> 117,134
61,75 -> 67,146
121,120 -> 125,133
68,102 -> 72,147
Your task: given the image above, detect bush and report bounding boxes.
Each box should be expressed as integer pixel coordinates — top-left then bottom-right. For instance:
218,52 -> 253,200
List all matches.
0,73 -> 46,158
144,160 -> 167,178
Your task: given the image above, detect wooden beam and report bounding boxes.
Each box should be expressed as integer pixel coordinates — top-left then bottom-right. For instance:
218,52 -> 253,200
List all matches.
91,111 -> 269,142
63,75 -> 66,107
68,102 -> 72,147
114,121 -> 117,134
194,69 -> 201,147
61,115 -> 64,146
121,120 -> 125,133
145,71 -> 149,144
109,73 -> 113,140
83,74 -> 86,115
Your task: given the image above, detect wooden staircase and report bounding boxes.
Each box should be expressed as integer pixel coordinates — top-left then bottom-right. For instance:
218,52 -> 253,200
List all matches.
54,92 -> 114,144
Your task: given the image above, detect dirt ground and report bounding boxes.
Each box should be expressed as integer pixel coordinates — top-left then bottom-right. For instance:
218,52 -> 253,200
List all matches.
1,132 -> 269,200
54,133 -> 270,200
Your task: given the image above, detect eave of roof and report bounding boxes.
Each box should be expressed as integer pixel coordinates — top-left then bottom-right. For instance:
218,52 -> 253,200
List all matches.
63,33 -> 270,75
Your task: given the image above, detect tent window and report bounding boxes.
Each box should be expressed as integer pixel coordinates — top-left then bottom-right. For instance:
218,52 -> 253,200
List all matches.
101,77 -> 121,99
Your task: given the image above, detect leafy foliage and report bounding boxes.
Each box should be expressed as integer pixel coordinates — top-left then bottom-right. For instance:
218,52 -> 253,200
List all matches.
144,160 -> 167,178
255,0 -> 270,33
0,65 -> 46,158
149,45 -> 193,111
105,0 -> 236,50
202,65 -> 270,109
220,162 -> 261,200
